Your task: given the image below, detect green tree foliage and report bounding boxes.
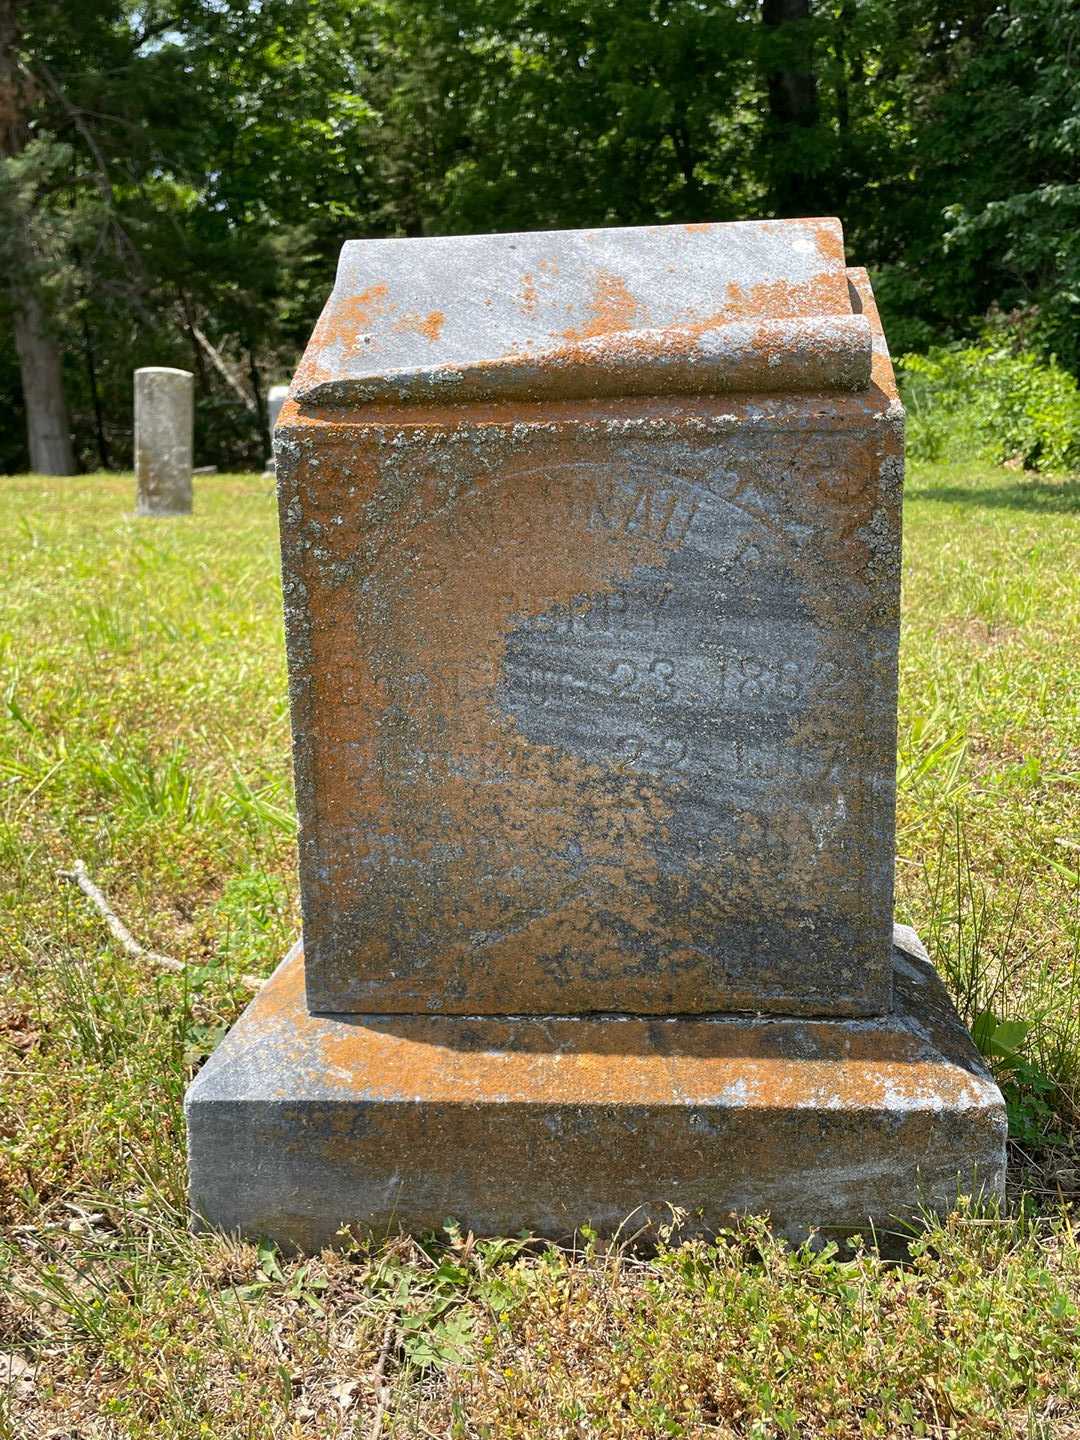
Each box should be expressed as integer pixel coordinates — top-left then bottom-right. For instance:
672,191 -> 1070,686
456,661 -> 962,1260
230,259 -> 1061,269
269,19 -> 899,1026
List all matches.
1,0 -> 1077,472
869,0 -> 1080,368
900,342 -> 1080,472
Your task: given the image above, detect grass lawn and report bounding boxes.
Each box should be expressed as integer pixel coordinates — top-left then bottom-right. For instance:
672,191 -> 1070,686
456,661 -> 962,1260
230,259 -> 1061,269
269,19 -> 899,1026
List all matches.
1,462 -> 1078,1438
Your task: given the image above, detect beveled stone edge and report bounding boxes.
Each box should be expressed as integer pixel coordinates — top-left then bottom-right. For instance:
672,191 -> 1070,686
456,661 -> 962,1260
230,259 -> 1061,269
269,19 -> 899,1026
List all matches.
186,926 -> 1003,1112
184,925 -> 1007,1252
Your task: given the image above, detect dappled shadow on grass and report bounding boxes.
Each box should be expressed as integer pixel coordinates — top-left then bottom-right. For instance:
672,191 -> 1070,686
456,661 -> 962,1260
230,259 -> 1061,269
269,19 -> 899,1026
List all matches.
910,477 -> 1080,513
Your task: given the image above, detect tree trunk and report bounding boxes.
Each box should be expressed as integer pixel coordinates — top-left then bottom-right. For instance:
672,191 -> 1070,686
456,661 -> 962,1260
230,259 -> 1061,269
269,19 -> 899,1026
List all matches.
762,0 -> 818,126
835,1 -> 851,138
669,104 -> 705,218
833,0 -> 858,210
248,345 -> 268,461
1,0 -> 75,474
81,307 -> 110,471
12,283 -> 75,474
761,0 -> 820,217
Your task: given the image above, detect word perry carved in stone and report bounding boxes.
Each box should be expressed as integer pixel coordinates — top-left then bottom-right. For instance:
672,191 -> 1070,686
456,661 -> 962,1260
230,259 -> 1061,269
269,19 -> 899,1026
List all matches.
519,584 -> 675,635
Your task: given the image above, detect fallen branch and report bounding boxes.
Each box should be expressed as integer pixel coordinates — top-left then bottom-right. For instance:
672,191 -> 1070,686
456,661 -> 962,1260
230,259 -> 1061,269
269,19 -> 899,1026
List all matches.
182,313 -> 257,412
59,859 -> 261,991
367,1314 -> 398,1440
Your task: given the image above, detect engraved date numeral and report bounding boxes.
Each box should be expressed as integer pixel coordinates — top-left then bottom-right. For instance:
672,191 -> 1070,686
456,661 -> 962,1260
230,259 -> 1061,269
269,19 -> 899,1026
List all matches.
606,657 -> 678,704
616,734 -> 691,772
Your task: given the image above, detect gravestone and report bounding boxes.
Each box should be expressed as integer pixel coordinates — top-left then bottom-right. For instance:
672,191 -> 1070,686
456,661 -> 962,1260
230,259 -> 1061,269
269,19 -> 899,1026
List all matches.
186,219 -> 1006,1251
264,384 -> 289,472
267,384 -> 289,439
134,367 -> 193,516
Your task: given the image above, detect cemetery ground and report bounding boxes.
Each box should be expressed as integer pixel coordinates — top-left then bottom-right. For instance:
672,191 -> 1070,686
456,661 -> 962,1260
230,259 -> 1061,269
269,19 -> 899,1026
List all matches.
0,461 -> 1078,1439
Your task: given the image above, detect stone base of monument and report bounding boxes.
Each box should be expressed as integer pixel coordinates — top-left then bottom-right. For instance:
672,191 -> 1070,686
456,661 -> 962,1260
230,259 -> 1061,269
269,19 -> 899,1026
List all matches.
185,926 -> 1006,1254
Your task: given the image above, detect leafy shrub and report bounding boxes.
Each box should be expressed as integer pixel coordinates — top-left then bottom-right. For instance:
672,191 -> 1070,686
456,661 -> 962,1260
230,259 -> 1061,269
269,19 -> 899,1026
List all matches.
897,343 -> 1080,472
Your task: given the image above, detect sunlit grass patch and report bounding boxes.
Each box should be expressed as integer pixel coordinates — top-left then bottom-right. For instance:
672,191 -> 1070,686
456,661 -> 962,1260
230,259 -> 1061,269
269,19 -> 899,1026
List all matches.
896,463 -> 1079,1163
3,1211 -> 1078,1439
0,462 -> 1077,1436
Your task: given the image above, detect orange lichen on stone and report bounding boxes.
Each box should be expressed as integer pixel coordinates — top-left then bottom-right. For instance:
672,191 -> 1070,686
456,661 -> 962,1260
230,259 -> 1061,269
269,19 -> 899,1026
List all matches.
562,269 -> 642,340
393,309 -> 445,342
758,215 -> 847,271
289,282 -> 395,389
273,216 -> 904,1017
186,935 -> 1005,1252
290,438 -> 680,1012
276,359 -> 901,1017
186,222 -> 1007,1257
336,282 -> 392,330
712,273 -> 849,325
808,214 -> 848,268
845,267 -> 900,404
237,945 -> 998,1121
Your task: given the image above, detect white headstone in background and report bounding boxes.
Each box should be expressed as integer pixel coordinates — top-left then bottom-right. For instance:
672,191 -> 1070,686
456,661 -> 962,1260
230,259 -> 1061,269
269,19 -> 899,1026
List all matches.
134,367 -> 194,516
266,385 -> 289,470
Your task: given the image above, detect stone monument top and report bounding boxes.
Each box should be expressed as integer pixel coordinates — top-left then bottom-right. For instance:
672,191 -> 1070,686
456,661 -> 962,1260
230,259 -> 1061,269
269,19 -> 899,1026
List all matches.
291,217 -> 870,406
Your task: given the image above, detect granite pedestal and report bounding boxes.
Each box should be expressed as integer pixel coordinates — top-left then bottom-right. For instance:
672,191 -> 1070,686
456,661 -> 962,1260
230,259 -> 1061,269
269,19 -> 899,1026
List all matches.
186,926 -> 1005,1251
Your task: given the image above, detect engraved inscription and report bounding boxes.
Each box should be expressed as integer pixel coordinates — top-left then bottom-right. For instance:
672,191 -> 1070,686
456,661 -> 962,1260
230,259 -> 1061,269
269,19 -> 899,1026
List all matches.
492,464 -> 878,914
579,475 -> 700,546
286,424 -> 900,1017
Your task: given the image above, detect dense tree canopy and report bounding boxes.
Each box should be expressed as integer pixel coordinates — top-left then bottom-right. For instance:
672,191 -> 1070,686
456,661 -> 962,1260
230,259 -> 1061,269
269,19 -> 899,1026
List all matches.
1,0 -> 1077,472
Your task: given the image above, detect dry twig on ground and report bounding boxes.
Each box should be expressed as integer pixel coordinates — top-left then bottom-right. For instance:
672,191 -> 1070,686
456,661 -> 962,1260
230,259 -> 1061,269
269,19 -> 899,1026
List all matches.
59,858 -> 261,991
368,1314 -> 399,1440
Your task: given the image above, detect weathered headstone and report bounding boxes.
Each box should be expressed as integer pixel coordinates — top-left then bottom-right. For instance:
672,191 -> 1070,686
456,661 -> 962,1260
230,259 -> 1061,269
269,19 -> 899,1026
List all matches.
134,367 -> 193,516
186,219 -> 1006,1251
267,384 -> 289,440
263,384 -> 290,474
